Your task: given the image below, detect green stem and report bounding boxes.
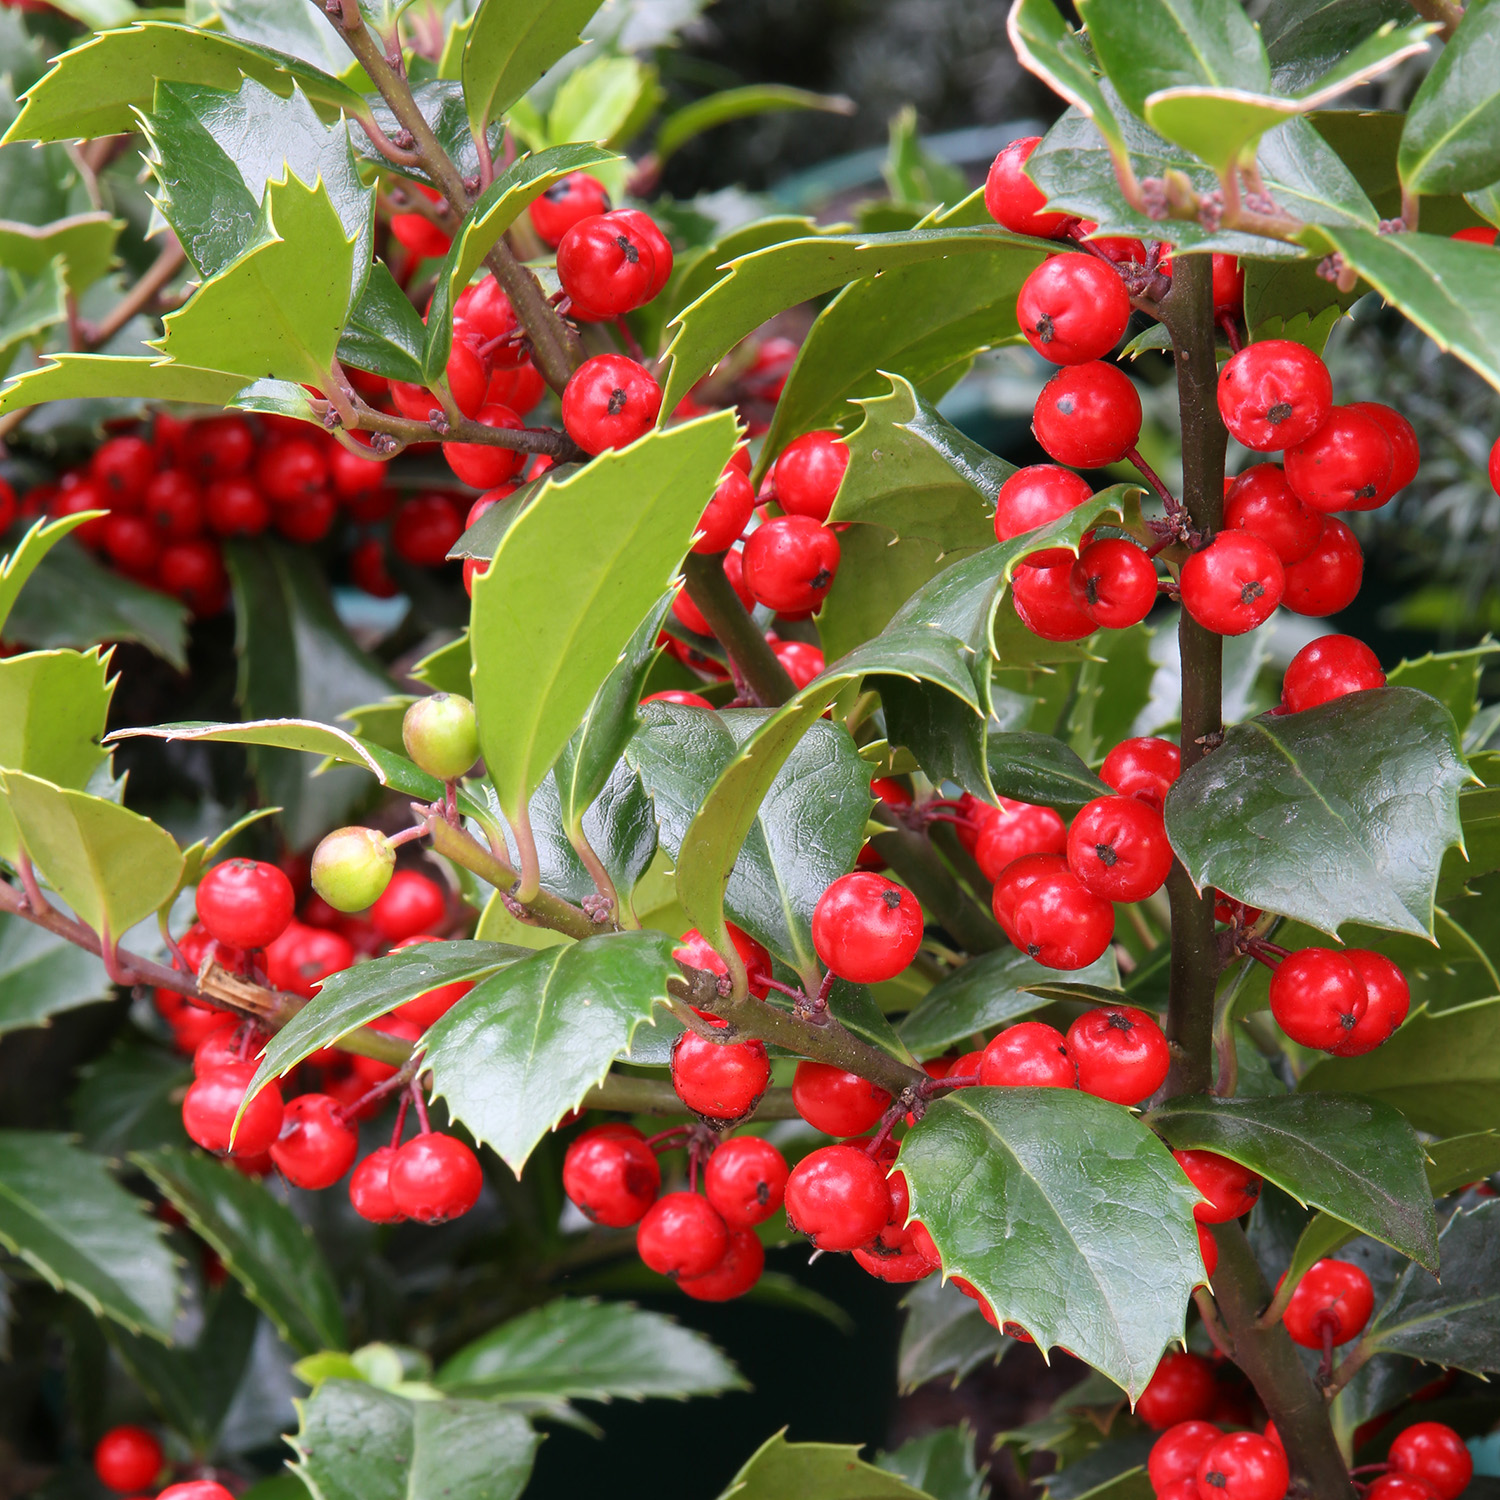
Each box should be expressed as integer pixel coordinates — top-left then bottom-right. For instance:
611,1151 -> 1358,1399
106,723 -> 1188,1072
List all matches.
680,553 -> 796,706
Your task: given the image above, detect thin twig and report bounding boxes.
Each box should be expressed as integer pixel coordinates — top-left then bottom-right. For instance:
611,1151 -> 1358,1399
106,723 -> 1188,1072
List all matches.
80,239 -> 187,351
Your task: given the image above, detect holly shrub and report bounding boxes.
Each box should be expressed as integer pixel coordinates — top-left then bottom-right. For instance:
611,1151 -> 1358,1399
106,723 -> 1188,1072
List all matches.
1,0 -> 1499,1498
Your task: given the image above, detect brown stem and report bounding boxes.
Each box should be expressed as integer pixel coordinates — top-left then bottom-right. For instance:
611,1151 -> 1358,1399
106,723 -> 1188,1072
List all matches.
354,112 -> 425,169
680,553 -> 796,706
80,238 -> 186,351
337,399 -> 585,461
1404,0 -> 1463,39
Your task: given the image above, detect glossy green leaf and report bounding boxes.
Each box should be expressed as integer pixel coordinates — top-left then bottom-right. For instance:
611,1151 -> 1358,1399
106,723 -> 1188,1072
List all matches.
355,80 -> 503,190
1263,0 -> 1415,91
877,1428 -> 983,1500
717,1433 -> 933,1500
424,931 -> 678,1173
471,411 -> 737,825
0,514 -> 96,638
545,55 -> 658,150
0,211 -> 121,295
70,1041 -> 190,1157
1300,996 -> 1500,1134
436,1297 -> 745,1401
1399,0 -> 1500,195
4,22 -> 363,144
211,0 -> 358,80
338,261 -> 425,383
1149,1093 -> 1438,1267
987,732 -> 1109,810
0,911 -> 109,1037
1389,644 -> 1500,737
0,353 -> 249,419
659,85 -> 854,164
1164,688 -> 1469,938
898,1273 -> 1008,1393
881,672 -> 991,803
462,0 -> 602,137
1043,1437 -> 1155,1500
900,1089 -> 1203,1398
0,260 -> 65,371
1363,1200 -> 1500,1374
0,1130 -> 177,1339
135,1146 -> 345,1354
899,947 -> 1120,1059
292,1381 -> 539,1500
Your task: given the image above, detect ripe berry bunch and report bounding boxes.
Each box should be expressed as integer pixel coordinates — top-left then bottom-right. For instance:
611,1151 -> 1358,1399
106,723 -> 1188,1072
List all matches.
90,1419 -> 237,1500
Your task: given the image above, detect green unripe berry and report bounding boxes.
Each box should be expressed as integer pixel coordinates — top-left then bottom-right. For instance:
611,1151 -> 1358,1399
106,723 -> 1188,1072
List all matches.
402,692 -> 479,780
311,826 -> 395,913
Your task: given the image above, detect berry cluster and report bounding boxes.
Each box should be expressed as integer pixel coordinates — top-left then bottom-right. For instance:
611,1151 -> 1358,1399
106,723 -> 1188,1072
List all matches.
92,1423 -> 235,1500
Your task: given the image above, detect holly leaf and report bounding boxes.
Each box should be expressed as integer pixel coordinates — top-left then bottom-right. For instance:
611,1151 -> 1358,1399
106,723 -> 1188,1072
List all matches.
1164,688 -> 1469,938
1399,0 -> 1500,196
1148,1093 -> 1438,1268
0,211 -> 122,296
424,931 -> 679,1174
898,1274 -> 1009,1393
1006,0 -> 1132,158
1263,0 -> 1415,92
1389,644 -> 1500,738
70,1041 -> 190,1157
462,0 -> 603,138
0,261 -> 66,372
210,0 -> 355,81
338,261 -> 426,384
717,1433 -> 934,1500
0,910 -> 109,1037
0,1131 -> 177,1339
435,1297 -> 745,1402
0,514 -> 97,638
658,85 -> 854,165
876,1426 -> 984,1500
987,732 -> 1109,809
134,1146 -> 345,1354
0,354 -> 250,420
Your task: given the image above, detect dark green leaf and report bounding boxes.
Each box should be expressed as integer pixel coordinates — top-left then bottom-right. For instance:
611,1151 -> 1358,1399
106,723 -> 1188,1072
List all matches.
356,80 -> 506,190
0,911 -> 106,1039
988,732 -> 1109,810
1066,625 -> 1159,767
134,1146 -> 345,1354
336,260 -> 425,384
1043,1436 -> 1156,1500
1264,0 -> 1415,91
717,1433 -> 933,1500
436,1296 -> 745,1401
876,1426 -> 983,1500
1164,688 -> 1469,938
901,1088 -> 1203,1398
1389,644 -> 1500,737
898,1274 -> 1008,1393
1399,0 -> 1500,195
0,1131 -> 177,1338
1148,1093 -> 1438,1267
882,674 -> 991,804
462,0 -> 603,136
70,1042 -> 189,1157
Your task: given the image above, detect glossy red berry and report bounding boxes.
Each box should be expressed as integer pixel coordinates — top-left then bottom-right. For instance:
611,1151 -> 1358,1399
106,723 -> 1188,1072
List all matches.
672,923 -> 773,999
369,869 -> 447,943
1281,1258 -> 1375,1348
1179,532 -> 1284,636
563,1124 -> 661,1226
197,860 -> 295,950
1491,434 -> 1500,496
1368,1476 -> 1442,1500
1269,947 -> 1367,1049
182,1062 -> 284,1156
257,439 -> 329,505
1012,561 -> 1097,641
191,1021 -> 243,1077
103,513 -> 161,573
671,1030 -> 770,1120
1137,1351 -> 1217,1430
1194,1432 -> 1288,1500
1149,1420 -> 1222,1494
993,465 -> 1093,565
742,515 -> 841,614
1217,340 -> 1333,452
91,434 -> 156,508
637,1191 -> 729,1277
672,548 -> 754,635
772,638 -> 824,687
1285,406 -> 1394,513
1388,1422 -> 1474,1500
784,1143 -> 892,1251
1067,794 -> 1173,902
348,1145 -> 404,1222
557,212 -> 657,316
562,355 -> 662,454
1017,254 -> 1132,365
93,1426 -> 163,1493
530,172 -> 611,246
1224,465 -> 1322,565
388,934 -> 475,1028
204,476 -> 271,536
143,468 -> 203,541
703,1136 -> 787,1228
1280,516 -> 1362,616
1332,950 -> 1410,1056
390,191 -> 451,259
851,1168 -> 937,1284
773,430 -> 849,522
1100,736 -> 1180,809
1198,1222 -> 1219,1278
392,492 -> 465,567
1070,538 -> 1157,628
158,1483 -> 236,1500
158,539 -> 228,614
979,1021 -> 1076,1087
273,490 -> 337,545
678,1225 -> 765,1300
443,404 -> 526,488
984,136 -> 1074,238
389,1132 -> 483,1223
266,921 -> 355,1000
1066,1005 -> 1169,1105
487,360 -> 545,412
270,1092 -> 358,1189
1454,225 -> 1500,245
792,1060 -> 891,1136
972,797 -> 1067,884
694,466 -> 755,553
812,871 -> 923,983
182,415 -> 255,480
996,858 -> 1115,970
1173,1149 -> 1263,1223
1032,362 -> 1142,468
605,209 -> 672,298
1212,254 -> 1246,315
1281,634 -> 1384,712
1349,401 -> 1420,498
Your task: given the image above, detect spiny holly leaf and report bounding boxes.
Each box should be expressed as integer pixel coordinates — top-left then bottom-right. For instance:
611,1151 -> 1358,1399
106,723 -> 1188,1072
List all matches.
0,514 -> 96,640
0,1131 -> 178,1339
338,261 -> 425,384
1263,0 -> 1415,91
1399,0 -> 1500,196
470,411 -> 737,826
0,261 -> 65,372
901,1088 -> 1203,1399
70,1041 -> 190,1157
717,1433 -> 934,1500
435,1297 -> 746,1402
135,1146 -> 345,1355
1389,644 -> 1500,737
424,932 -> 679,1174
898,1274 -> 1009,1394
462,0 -> 603,137
0,354 -> 250,419
987,732 -> 1109,810
1148,1093 -> 1438,1268
211,0 -> 355,81
876,1425 -> 984,1500
0,911 -> 109,1038
0,212 -> 121,295
1164,688 -> 1469,938
1006,0 -> 1132,158
292,1381 -> 539,1500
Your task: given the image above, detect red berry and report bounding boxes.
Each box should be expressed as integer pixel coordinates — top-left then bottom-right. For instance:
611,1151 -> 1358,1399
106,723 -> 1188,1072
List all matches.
694,467 -> 755,553
392,492 -> 465,567
182,1061 -> 284,1156
678,1225 -> 765,1300
994,464 -> 1094,565
143,469 -> 203,540
1173,1149 -> 1263,1222
350,537 -> 399,598
984,136 -> 1075,238
348,1145 -> 404,1223
158,539 -> 228,614
183,416 -> 255,480
197,859 -> 295,949
1012,561 -> 1097,641
1137,1351 -> 1217,1430
851,1168 -> 937,1284
1388,1422 -> 1474,1500
443,404 -> 526,489
530,171 -> 611,247
1032,362 -> 1142,468
972,797 -> 1067,884
1149,1421 -> 1222,1493
1179,532 -> 1284,636
1224,465 -> 1322,565
391,200 -> 451,260
1368,1477 -> 1441,1500
388,933 -> 474,1028
1066,794 -> 1173,902
990,850 -> 1066,925
93,1426 -> 163,1492
1331,950 -> 1409,1056
637,1191 -> 730,1277
1195,1433 -> 1287,1500
455,276 -> 519,352
257,438 -> 329,504
103,512 -> 161,574
784,1143 -> 892,1250
742,514 -> 841,614
265,921 -> 354,999
1100,736 -> 1180,810
159,1484 -> 236,1500
389,1131 -> 483,1223
1212,254 -> 1246,315
1280,1257 -> 1374,1348
671,1030 -> 770,1120
1217,340 -> 1333,452
1198,1222 -> 1219,1277
191,1021 -> 243,1077
1280,516 -> 1362,616
1066,1005 -> 1169,1105
645,689 -> 712,708
270,1092 -> 358,1189
91,434 -> 156,507
557,212 -> 657,316
1269,947 -> 1368,1049
703,1136 -> 787,1227
979,1021 -> 1076,1087
1285,406 -> 1394,513
812,871 -> 923,983
1491,434 -> 1500,496
774,430 -> 849,522
1282,634 -> 1384,712
792,1060 -> 891,1136
562,355 -> 662,454
997,858 -> 1116,971
772,637 -> 824,688
605,208 -> 673,299
204,476 -> 270,536
1070,538 -> 1157,628
1076,222 -> 1149,265
329,444 -> 386,498
1349,401 -> 1420,497
563,1124 -> 661,1226
348,1014 -> 421,1088
273,490 -> 337,545
369,869 -> 447,942
1453,226 -> 1499,246
672,923 -> 773,1000
1017,254 -> 1132,365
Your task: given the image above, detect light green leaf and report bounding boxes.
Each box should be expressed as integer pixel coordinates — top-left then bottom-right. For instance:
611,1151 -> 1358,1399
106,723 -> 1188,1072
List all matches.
1399,0 -> 1500,195
0,354 -> 249,419
462,0 -> 603,137
210,0 -> 356,81
547,54 -> 658,149
0,911 -> 109,1037
717,1433 -> 934,1500
658,85 -> 854,164
0,260 -> 66,371
0,514 -> 97,637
